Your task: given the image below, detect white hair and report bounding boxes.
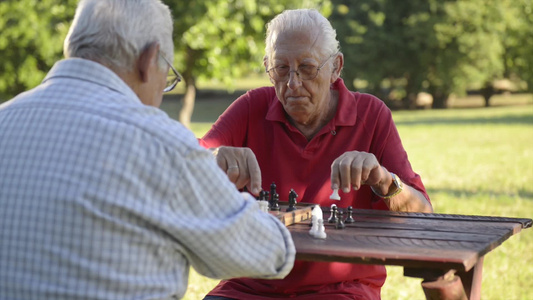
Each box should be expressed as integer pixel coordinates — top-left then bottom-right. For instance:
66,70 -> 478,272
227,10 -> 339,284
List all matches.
265,9 -> 340,60
64,0 -> 173,72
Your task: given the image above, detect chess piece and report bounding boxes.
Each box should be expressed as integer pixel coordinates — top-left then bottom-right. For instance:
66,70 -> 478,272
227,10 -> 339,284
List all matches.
258,200 -> 269,213
329,188 -> 341,200
271,192 -> 280,211
269,182 -> 277,202
286,189 -> 298,212
335,210 -> 345,229
344,206 -> 355,223
314,219 -> 327,239
258,190 -> 266,201
309,215 -> 318,236
328,204 -> 338,223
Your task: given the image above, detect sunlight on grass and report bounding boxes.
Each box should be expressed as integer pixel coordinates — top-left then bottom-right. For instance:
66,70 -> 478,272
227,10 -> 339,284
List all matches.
163,99 -> 533,300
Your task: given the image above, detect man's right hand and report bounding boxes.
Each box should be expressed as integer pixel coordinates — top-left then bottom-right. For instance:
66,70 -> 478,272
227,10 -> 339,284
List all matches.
212,146 -> 262,196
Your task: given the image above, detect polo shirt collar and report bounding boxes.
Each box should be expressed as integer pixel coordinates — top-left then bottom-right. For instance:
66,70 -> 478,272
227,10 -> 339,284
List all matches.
265,78 -> 357,128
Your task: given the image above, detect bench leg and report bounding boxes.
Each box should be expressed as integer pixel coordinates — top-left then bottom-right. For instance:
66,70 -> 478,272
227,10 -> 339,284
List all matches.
421,270 -> 467,300
456,257 -> 484,300
404,257 -> 484,300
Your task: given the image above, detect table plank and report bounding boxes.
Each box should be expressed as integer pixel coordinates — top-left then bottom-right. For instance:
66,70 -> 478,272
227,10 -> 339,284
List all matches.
290,208 -> 531,272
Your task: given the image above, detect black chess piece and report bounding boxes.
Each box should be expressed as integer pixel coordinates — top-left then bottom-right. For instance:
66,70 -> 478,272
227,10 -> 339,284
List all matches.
335,210 -> 345,229
269,182 -> 277,202
344,206 -> 355,224
286,189 -> 298,212
271,192 -> 280,211
258,190 -> 265,201
328,205 -> 338,223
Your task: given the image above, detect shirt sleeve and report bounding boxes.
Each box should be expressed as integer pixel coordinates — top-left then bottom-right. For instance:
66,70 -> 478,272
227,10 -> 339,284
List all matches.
165,136 -> 295,280
199,91 -> 254,149
367,100 -> 430,206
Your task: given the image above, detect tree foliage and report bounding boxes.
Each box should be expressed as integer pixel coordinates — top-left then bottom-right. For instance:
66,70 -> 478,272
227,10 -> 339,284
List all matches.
330,0 -> 530,108
0,0 -> 77,101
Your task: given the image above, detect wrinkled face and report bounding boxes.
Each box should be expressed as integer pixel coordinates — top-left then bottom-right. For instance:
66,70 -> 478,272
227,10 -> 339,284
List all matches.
266,29 -> 337,127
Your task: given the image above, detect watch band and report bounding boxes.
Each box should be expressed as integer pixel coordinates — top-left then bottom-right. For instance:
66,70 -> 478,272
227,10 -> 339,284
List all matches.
371,172 -> 403,199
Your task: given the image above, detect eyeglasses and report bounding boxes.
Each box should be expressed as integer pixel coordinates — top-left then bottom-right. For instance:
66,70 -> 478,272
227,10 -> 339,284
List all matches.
266,53 -> 338,81
159,54 -> 182,93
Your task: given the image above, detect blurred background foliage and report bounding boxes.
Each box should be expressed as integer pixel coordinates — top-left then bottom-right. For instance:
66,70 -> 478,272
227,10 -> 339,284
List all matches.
0,0 -> 531,125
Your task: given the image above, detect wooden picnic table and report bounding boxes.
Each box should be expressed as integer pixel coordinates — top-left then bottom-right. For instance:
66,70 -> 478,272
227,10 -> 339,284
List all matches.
287,207 -> 531,300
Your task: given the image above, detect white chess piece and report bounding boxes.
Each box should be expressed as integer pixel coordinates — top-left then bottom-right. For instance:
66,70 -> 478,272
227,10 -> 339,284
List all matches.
329,188 -> 341,200
309,215 -> 319,236
258,200 -> 269,213
314,219 -> 327,239
312,205 -> 323,221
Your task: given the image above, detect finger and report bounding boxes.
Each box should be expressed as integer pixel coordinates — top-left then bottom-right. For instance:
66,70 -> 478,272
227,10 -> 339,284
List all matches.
350,158 -> 363,190
245,151 -> 262,195
330,158 -> 342,190
360,155 -> 378,185
338,156 -> 353,193
225,162 -> 240,184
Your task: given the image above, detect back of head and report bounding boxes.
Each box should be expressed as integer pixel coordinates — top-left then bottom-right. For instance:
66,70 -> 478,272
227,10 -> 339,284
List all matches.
265,9 -> 339,60
64,0 -> 173,72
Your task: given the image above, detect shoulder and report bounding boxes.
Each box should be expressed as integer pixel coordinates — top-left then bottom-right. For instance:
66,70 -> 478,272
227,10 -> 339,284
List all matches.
352,92 -> 392,120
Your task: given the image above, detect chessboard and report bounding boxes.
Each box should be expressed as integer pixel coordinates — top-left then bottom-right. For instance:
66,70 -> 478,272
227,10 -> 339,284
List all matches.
269,202 -> 314,226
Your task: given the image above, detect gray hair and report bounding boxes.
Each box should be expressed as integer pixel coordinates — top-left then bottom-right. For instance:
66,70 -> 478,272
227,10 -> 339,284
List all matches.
64,0 -> 173,72
265,9 -> 339,60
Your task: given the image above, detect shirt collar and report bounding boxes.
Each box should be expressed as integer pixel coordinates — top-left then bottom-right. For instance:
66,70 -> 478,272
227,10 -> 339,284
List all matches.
43,58 -> 141,104
265,78 -> 357,127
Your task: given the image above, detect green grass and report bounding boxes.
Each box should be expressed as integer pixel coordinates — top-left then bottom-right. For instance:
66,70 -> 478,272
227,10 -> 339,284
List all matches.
160,94 -> 533,300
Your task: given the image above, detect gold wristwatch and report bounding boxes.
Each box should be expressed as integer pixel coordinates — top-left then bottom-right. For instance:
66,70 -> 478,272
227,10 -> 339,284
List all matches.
371,172 -> 403,199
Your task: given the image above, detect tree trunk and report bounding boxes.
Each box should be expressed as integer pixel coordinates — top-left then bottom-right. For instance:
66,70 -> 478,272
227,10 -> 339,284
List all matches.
430,88 -> 449,109
481,83 -> 495,107
179,77 -> 196,129
178,47 -> 199,129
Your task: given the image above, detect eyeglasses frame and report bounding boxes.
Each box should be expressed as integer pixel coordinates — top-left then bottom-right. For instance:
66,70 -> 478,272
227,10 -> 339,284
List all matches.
265,52 -> 339,82
159,54 -> 182,93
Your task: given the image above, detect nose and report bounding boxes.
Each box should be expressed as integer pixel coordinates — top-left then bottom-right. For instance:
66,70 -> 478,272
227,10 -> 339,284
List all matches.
287,70 -> 302,90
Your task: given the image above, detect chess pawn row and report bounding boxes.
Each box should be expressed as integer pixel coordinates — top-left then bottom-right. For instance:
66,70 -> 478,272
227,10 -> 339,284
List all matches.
328,205 -> 355,227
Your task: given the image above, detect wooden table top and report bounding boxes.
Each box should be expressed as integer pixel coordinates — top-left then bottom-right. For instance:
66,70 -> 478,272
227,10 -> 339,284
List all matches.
288,208 -> 531,272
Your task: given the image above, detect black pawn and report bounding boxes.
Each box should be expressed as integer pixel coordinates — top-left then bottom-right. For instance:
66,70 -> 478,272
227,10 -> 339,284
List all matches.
286,189 -> 298,212
328,205 -> 338,223
269,182 -> 277,202
270,193 -> 280,211
335,210 -> 345,229
344,206 -> 355,224
258,190 -> 265,201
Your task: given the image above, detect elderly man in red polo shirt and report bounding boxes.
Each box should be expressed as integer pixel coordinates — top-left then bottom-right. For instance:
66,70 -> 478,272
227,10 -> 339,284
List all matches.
199,8 -> 433,300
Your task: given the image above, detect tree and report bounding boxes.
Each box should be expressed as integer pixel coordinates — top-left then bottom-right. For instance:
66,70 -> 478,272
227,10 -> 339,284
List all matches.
164,0 -> 332,128
330,0 -> 516,109
0,0 -> 77,102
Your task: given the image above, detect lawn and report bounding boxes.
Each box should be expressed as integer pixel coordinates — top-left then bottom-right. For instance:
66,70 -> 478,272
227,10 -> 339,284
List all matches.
160,93 -> 533,300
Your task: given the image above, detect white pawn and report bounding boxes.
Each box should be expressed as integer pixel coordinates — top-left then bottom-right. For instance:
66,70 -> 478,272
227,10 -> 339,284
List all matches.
314,219 -> 327,239
259,200 -> 269,213
309,215 -> 319,236
329,188 -> 341,201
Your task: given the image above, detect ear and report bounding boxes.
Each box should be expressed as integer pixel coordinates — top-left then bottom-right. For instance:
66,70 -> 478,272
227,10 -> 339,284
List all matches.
330,52 -> 344,83
264,56 -> 275,84
138,42 -> 160,83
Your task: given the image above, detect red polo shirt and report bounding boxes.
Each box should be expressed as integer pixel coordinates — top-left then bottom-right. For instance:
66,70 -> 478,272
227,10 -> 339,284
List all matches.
199,79 -> 429,299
